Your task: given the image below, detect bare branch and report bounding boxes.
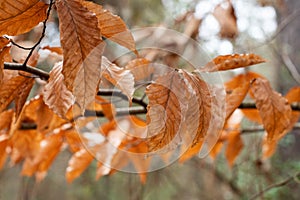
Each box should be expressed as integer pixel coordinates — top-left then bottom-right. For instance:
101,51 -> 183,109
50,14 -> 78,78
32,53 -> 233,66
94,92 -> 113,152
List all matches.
4,62 -> 50,80
249,172 -> 300,200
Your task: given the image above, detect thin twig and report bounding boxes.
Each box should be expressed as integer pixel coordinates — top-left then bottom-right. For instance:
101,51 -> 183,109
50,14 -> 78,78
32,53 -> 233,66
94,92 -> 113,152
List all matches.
249,171 -> 300,200
23,0 -> 54,66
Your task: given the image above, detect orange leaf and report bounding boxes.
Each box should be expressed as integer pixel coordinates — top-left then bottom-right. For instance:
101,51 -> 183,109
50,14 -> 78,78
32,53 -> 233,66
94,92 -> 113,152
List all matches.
0,75 -> 34,113
225,74 -> 250,119
225,131 -> 243,167
64,127 -> 87,153
10,129 -> 42,159
250,78 -> 292,141
200,54 -> 265,72
82,1 -> 137,53
0,137 -> 8,169
0,0 -> 48,36
241,109 -> 262,124
213,0 -> 238,38
0,46 -> 11,85
145,70 -> 191,151
15,77 -> 35,119
43,62 -> 74,118
180,70 -> 212,146
42,46 -> 63,55
101,57 -> 135,102
125,58 -> 153,81
66,148 -> 94,183
0,109 -> 14,135
285,86 -> 300,103
56,0 -> 105,113
34,132 -> 64,181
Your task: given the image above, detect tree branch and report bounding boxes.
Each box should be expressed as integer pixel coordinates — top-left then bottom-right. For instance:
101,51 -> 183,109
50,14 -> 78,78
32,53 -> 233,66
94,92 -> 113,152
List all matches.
4,62 -> 50,80
249,171 -> 300,200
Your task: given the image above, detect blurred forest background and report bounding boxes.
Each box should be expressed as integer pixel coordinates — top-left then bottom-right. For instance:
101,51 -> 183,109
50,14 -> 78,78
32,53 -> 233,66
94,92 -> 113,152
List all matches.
0,0 -> 300,199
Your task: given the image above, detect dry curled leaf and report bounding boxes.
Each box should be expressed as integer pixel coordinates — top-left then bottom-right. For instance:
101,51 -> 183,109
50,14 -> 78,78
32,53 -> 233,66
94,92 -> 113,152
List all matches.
66,148 -> 94,183
225,74 -> 250,119
56,0 -> 104,113
82,1 -> 137,53
0,109 -> 14,135
43,62 -> 74,118
181,70 -> 211,146
145,70 -> 191,152
125,58 -> 153,81
213,0 -> 238,38
0,45 -> 11,85
34,132 -> 64,182
101,56 -> 134,102
250,78 -> 292,141
0,75 -> 34,114
0,0 -> 48,36
42,46 -> 63,55
200,54 -> 265,72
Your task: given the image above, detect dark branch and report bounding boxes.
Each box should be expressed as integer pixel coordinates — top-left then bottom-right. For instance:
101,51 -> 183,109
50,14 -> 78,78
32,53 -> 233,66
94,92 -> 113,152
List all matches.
249,171 -> 300,200
4,62 -> 50,80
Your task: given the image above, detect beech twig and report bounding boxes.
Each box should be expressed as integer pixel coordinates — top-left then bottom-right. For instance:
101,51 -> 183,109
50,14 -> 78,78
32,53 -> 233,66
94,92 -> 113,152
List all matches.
249,171 -> 300,200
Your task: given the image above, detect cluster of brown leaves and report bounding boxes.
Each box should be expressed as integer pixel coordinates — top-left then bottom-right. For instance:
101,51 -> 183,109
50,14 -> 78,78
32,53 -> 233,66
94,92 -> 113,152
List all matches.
0,0 -> 299,184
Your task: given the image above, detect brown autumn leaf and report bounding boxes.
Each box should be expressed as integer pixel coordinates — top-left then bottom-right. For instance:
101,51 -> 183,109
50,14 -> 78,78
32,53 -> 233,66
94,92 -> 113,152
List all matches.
95,96 -> 116,121
213,0 -> 238,38
20,95 -> 67,134
125,58 -> 153,81
0,109 -> 14,135
0,75 -> 34,113
66,148 -> 94,183
145,70 -> 191,152
0,0 -> 48,36
42,46 -> 63,55
184,15 -> 202,38
15,78 -> 35,119
10,129 -> 42,159
225,74 -> 250,119
0,40 -> 10,85
43,62 -> 74,118
261,85 -> 299,159
101,56 -> 135,102
250,78 -> 292,141
82,1 -> 137,53
0,137 -> 8,169
200,54 -> 265,72
181,70 -> 211,146
225,131 -> 243,167
34,132 -> 64,181
241,109 -> 262,124
64,128 -> 86,153
56,0 -> 104,113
